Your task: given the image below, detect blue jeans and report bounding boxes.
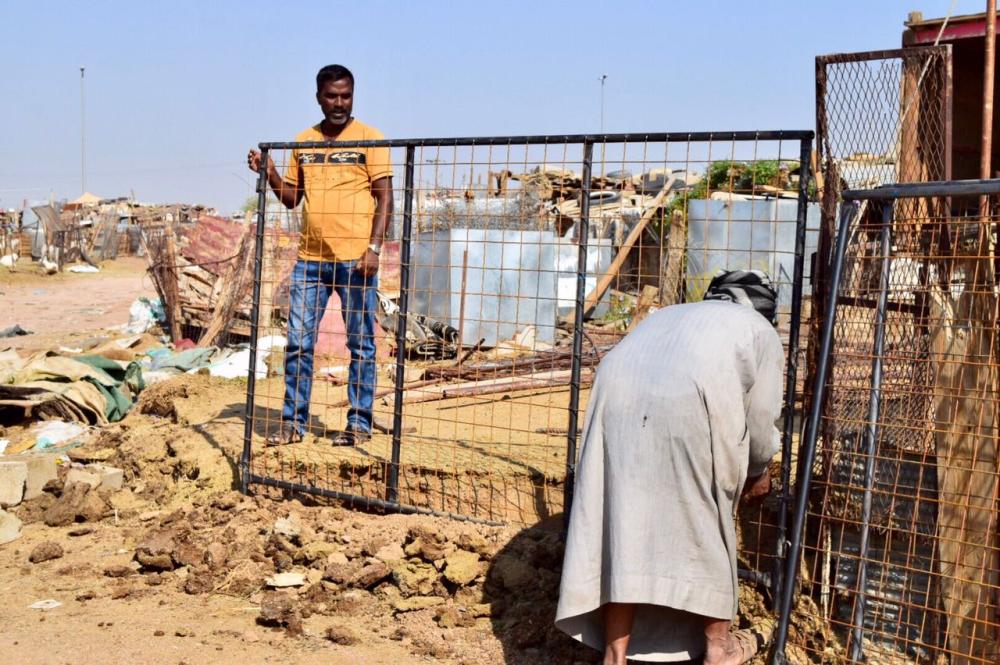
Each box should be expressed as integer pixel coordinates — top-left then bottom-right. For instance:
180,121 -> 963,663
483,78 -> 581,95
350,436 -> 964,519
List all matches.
282,259 -> 378,434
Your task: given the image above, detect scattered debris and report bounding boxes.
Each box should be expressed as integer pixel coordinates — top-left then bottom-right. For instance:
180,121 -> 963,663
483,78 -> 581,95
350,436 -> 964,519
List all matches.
264,572 -> 307,588
0,324 -> 32,338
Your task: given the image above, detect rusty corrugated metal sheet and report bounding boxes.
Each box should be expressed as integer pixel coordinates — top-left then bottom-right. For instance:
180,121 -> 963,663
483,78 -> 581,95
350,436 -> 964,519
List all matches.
179,215 -> 247,275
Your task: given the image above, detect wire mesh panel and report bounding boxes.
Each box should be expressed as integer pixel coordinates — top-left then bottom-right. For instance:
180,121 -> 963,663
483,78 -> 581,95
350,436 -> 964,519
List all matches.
239,132 -> 813,546
816,47 -> 951,193
775,183 -> 1000,665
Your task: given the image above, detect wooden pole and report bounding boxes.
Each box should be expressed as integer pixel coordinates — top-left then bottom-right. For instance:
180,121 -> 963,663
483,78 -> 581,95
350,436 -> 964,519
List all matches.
569,182 -> 672,323
455,249 -> 469,366
983,0 -> 996,184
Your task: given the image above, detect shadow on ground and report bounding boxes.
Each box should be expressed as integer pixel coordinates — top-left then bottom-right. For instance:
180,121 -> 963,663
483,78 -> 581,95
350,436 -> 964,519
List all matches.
484,515 -> 600,664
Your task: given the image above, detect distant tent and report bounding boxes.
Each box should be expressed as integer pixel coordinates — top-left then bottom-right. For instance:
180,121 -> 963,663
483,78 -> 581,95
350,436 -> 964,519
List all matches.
64,192 -> 102,210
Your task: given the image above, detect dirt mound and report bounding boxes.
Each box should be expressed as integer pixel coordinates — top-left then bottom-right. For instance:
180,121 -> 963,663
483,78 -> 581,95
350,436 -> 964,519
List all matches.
137,380 -> 189,420
4,372 -> 840,664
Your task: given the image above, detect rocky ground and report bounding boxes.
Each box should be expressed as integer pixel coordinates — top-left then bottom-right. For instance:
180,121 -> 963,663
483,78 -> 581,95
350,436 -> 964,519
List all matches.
0,260 -> 840,664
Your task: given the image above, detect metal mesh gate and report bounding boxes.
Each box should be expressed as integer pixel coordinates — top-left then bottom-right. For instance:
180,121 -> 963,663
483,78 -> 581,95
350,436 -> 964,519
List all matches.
774,181 -> 1000,665
813,46 -> 953,404
238,130 -> 814,567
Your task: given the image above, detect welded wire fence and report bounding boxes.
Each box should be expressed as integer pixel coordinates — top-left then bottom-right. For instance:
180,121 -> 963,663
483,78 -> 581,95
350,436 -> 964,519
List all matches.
239,131 -> 814,570
774,180 -> 1000,665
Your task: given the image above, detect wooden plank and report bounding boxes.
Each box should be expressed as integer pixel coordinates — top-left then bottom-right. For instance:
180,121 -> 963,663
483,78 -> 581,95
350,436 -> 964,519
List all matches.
570,182 -> 672,323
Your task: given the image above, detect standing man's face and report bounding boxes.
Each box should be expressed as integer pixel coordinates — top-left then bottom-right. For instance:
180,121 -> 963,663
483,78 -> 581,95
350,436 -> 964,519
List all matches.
317,78 -> 354,129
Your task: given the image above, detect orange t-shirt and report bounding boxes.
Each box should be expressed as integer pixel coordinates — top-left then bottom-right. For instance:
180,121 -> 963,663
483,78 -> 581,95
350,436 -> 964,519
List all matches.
283,119 -> 393,261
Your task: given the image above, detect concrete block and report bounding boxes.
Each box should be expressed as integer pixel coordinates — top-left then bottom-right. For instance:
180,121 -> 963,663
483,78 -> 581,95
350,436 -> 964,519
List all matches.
0,461 -> 27,507
0,455 -> 58,501
0,509 -> 22,545
66,464 -> 124,492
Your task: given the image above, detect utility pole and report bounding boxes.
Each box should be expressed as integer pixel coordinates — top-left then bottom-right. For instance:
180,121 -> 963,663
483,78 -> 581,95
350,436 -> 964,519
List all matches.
80,66 -> 87,194
599,74 -> 608,133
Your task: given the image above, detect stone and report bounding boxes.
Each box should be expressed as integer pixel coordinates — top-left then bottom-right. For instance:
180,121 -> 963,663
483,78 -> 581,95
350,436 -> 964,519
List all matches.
204,542 -> 228,571
361,535 -> 388,557
76,590 -> 96,601
323,561 -> 357,585
457,532 -> 492,557
492,555 -> 535,591
392,595 -> 445,612
443,550 -> 480,586
172,543 -> 204,568
43,482 -> 110,527
435,605 -> 461,628
299,540 -> 337,564
391,560 -> 439,597
258,591 -> 302,635
405,536 -> 450,562
68,526 -> 94,537
28,541 -> 64,563
0,509 -> 22,545
0,460 -> 28,507
349,561 -> 390,589
272,516 -> 301,542
265,572 -> 307,588
1,455 -> 58,501
103,564 -> 134,578
65,464 -> 124,492
326,551 -> 349,567
134,530 -> 178,571
325,625 -> 359,645
470,603 -> 492,618
373,543 -> 405,564
183,571 -> 214,595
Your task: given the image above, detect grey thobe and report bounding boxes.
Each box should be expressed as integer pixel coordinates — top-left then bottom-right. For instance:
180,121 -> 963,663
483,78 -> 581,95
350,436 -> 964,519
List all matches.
555,300 -> 784,662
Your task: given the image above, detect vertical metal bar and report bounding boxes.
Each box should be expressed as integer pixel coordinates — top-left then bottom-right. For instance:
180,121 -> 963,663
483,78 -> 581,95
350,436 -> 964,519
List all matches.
388,145 -> 416,504
240,146 -> 271,494
772,137 -> 813,609
943,44 -> 953,181
848,202 -> 894,663
771,200 -> 859,664
564,139 -> 594,526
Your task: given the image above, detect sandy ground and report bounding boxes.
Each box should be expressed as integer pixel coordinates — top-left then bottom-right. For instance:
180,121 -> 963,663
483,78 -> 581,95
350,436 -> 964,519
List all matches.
2,522 -> 421,665
0,257 -> 838,665
1,256 -> 156,354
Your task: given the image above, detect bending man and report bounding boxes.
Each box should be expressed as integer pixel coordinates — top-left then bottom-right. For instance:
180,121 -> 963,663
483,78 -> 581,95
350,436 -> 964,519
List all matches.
555,270 -> 784,665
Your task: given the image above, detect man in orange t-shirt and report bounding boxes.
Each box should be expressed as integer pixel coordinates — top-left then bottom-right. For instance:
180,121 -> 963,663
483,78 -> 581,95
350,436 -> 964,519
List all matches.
249,64 -> 393,446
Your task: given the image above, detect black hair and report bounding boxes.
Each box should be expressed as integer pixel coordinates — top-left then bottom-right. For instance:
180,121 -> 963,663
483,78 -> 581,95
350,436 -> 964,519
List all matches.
316,64 -> 354,91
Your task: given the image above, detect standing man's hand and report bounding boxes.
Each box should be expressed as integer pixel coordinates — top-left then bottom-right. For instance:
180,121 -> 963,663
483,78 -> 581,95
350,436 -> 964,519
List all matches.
355,247 -> 380,277
741,472 -> 771,504
247,149 -> 276,176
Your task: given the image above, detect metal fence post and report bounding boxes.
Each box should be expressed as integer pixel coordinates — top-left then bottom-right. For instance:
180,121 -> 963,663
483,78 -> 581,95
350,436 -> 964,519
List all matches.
564,139 -> 594,525
848,202 -> 894,663
771,200 -> 858,664
772,136 -> 814,607
240,146 -> 271,494
388,144 -> 416,504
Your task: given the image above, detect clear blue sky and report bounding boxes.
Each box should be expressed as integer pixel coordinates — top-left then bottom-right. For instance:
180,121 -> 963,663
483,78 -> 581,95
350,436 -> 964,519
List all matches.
0,0 -> 986,213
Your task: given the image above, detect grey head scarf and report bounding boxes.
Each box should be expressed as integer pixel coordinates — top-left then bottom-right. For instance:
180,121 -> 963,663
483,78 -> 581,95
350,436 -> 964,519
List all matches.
702,269 -> 779,325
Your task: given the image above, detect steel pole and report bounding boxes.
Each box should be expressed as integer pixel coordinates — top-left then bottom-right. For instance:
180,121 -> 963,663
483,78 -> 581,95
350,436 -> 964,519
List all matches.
848,203 -> 894,663
771,201 -> 859,664
388,146 -> 416,504
564,140 -> 594,527
773,137 -> 813,609
240,147 -> 271,493
80,67 -> 86,194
